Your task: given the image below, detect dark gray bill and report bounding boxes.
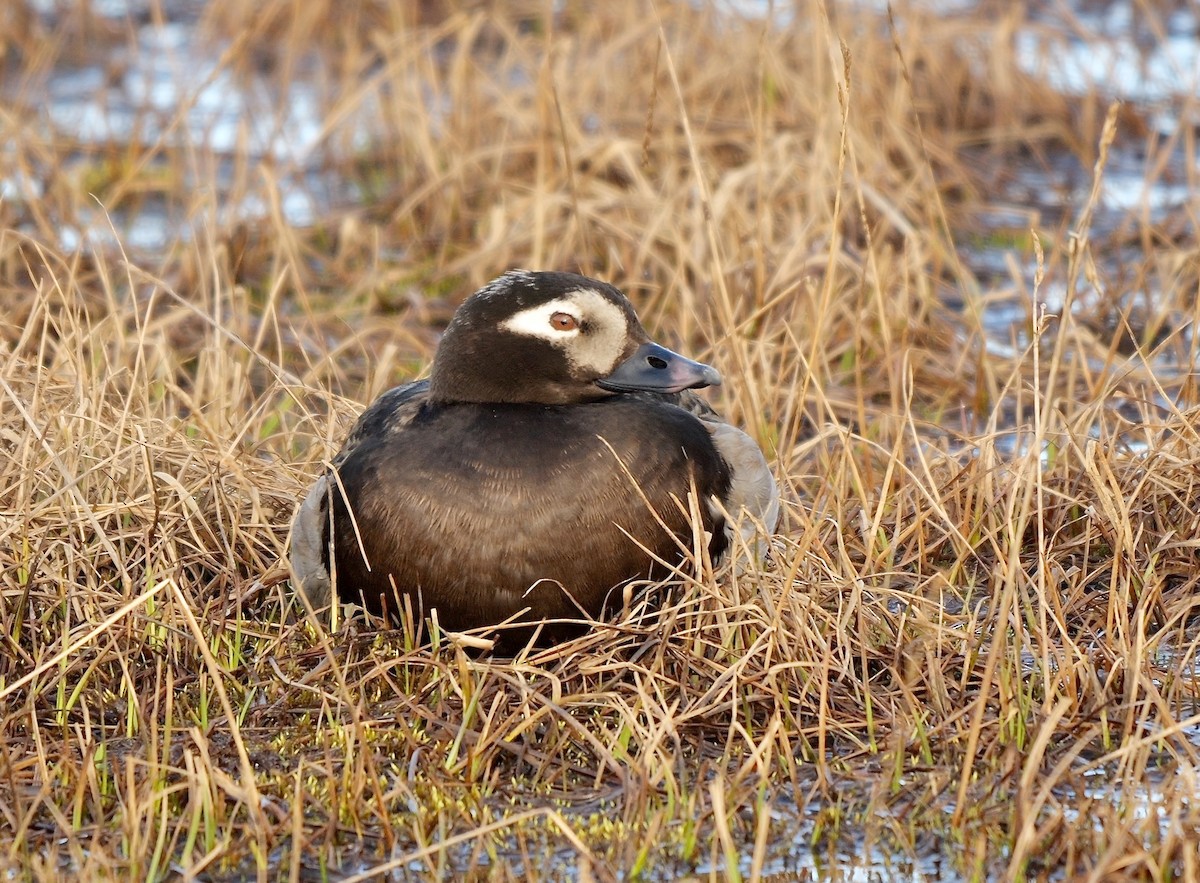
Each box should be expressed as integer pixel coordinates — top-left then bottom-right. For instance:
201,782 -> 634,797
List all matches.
596,342 -> 722,394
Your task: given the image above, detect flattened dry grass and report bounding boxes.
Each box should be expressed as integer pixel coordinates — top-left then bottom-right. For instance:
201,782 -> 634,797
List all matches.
2,0 -> 1200,879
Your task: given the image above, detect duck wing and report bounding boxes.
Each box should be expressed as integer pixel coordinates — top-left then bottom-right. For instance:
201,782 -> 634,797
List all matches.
642,389 -> 779,541
289,379 -> 430,611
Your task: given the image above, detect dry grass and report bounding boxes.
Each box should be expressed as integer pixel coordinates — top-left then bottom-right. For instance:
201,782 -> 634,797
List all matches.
2,0 -> 1200,879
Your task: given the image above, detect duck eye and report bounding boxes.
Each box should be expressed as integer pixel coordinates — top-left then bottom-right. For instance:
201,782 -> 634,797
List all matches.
549,312 -> 579,332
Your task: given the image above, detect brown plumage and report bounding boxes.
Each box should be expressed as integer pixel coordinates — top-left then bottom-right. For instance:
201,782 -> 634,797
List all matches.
290,270 -> 777,645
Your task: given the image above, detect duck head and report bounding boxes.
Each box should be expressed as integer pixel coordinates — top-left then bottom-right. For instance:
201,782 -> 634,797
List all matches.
428,270 -> 721,405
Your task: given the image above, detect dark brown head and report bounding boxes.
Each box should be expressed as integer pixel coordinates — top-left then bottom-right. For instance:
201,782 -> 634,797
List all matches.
427,270 -> 721,405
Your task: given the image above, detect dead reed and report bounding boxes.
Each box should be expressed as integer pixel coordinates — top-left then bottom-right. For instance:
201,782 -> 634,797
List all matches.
2,0 -> 1199,879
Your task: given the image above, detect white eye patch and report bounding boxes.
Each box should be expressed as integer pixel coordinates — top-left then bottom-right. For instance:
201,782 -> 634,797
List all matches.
500,289 -> 631,375
501,298 -> 583,340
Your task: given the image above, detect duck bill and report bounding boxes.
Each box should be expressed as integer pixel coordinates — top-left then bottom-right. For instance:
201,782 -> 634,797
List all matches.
596,342 -> 722,394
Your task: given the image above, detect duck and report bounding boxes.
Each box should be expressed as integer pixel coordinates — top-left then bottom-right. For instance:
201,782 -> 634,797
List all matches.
289,270 -> 778,644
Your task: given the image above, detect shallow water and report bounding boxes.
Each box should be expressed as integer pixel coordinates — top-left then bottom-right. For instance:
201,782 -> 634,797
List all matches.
4,0 -> 357,252
4,1 -> 1194,388
5,0 -> 1196,327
